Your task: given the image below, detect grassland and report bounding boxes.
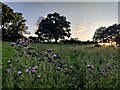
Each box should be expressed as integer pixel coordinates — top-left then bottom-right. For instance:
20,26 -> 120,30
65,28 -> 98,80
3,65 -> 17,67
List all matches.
0,42 -> 2,90
2,42 -> 120,89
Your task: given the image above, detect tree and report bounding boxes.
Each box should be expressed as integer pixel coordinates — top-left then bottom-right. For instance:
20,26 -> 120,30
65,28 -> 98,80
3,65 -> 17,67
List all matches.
93,24 -> 120,46
35,12 -> 71,43
1,2 -> 29,42
93,26 -> 106,43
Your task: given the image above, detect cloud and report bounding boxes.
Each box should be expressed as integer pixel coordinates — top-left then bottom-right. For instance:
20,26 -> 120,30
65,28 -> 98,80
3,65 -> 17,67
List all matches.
34,16 -> 46,32
74,25 -> 87,32
35,16 -> 45,26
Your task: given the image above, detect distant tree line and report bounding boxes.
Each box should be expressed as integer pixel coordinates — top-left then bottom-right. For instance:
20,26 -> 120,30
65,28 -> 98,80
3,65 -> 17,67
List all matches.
1,2 -> 29,42
93,24 -> 120,46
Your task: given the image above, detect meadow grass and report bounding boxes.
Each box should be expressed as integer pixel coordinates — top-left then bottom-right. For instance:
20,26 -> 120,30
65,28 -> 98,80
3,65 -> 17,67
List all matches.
0,42 -> 2,89
2,42 -> 120,89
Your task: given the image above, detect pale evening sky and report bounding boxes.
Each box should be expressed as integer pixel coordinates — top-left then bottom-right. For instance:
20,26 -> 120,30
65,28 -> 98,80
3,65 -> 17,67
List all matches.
3,2 -> 118,41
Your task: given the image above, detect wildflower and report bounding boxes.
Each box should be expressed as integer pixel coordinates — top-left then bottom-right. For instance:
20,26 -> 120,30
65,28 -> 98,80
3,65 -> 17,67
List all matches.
31,69 -> 36,74
19,42 -> 23,45
34,66 -> 38,70
11,42 -> 16,47
32,67 -> 36,70
8,60 -> 12,64
37,75 -> 41,79
47,49 -> 55,53
87,65 -> 94,69
52,54 -> 58,58
25,69 -> 30,73
44,52 -> 48,57
18,71 -> 22,76
47,49 -> 53,53
56,66 -> 61,70
6,68 -> 12,75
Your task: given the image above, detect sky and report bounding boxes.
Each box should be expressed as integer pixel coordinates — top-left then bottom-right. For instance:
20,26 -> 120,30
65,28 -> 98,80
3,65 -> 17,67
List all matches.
4,2 -> 118,41
1,0 -> 120,2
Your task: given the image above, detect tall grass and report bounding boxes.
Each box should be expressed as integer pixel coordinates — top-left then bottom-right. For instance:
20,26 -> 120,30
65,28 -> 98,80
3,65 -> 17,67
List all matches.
2,42 -> 120,89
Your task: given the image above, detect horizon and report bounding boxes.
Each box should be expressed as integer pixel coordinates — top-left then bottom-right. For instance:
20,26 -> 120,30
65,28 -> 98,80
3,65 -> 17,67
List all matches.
4,2 -> 118,41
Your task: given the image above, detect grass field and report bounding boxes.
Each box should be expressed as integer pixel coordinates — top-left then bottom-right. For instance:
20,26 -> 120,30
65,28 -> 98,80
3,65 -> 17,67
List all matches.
2,42 -> 120,89
0,42 -> 2,90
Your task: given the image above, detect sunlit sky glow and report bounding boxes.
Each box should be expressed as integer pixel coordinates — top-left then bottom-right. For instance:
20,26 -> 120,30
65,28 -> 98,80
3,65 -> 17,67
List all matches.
4,2 -> 118,41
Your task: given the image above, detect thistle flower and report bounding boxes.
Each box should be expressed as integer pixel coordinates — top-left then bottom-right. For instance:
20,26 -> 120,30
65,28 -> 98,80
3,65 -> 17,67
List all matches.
8,60 -> 12,64
34,66 -> 38,70
52,54 -> 58,58
19,42 -> 23,45
11,42 -> 16,47
18,71 -> 22,76
31,69 -> 36,74
47,49 -> 53,53
56,66 -> 61,70
37,75 -> 41,79
25,69 -> 30,73
6,68 -> 12,75
32,67 -> 36,70
87,65 -> 94,69
47,49 -> 55,53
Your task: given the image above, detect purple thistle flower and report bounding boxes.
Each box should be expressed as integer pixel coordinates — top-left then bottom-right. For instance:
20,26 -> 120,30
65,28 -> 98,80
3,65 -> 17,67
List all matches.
32,67 -> 36,70
18,71 -> 22,76
31,69 -> 36,74
19,42 -> 23,45
25,69 -> 30,73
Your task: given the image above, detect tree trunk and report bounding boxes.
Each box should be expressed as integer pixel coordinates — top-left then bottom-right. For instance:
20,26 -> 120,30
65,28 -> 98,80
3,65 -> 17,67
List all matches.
55,38 -> 58,43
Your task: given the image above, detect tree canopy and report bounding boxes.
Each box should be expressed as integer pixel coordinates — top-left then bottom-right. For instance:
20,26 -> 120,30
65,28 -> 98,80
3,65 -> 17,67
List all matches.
1,2 -> 29,42
93,24 -> 120,46
35,12 -> 71,43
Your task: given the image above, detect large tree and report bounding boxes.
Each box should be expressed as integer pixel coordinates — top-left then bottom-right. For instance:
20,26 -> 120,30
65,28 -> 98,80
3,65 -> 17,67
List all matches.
1,2 -> 29,41
93,24 -> 120,46
93,26 -> 106,43
35,12 -> 71,43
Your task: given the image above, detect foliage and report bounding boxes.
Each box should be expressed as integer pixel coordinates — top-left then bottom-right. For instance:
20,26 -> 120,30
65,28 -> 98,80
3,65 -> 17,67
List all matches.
93,24 -> 120,46
1,2 -> 29,42
2,41 -> 120,89
35,12 -> 71,43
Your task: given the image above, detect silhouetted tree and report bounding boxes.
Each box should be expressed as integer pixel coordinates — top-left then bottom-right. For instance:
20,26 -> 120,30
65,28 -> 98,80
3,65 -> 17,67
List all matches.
93,24 -> 120,46
93,26 -> 106,43
1,2 -> 29,41
35,12 -> 71,43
